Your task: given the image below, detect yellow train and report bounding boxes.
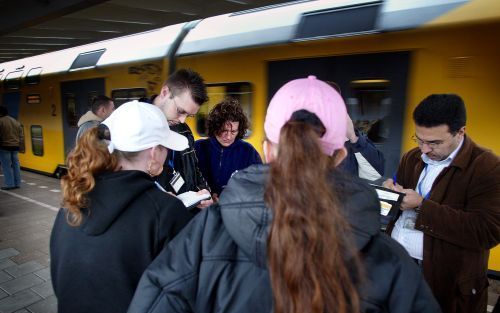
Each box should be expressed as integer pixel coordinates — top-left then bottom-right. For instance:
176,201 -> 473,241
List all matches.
1,0 -> 499,273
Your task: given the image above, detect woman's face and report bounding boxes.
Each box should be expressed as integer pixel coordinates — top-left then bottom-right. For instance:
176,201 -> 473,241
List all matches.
215,121 -> 239,147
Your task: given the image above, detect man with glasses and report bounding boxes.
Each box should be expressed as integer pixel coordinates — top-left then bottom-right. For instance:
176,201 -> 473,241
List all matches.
384,94 -> 499,313
153,69 -> 213,210
194,98 -> 261,201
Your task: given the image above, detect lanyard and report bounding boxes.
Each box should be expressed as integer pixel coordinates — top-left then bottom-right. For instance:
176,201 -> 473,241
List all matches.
168,151 -> 175,170
417,164 -> 431,200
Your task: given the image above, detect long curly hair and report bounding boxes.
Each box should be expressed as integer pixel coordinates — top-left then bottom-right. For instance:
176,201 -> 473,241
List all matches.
206,97 -> 249,140
265,118 -> 362,313
61,127 -> 118,226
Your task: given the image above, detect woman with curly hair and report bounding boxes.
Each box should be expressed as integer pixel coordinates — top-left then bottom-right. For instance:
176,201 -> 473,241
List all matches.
50,101 -> 194,313
194,98 -> 261,199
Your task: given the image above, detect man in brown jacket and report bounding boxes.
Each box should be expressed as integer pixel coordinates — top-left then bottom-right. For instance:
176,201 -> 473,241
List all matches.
384,94 -> 499,313
0,106 -> 22,190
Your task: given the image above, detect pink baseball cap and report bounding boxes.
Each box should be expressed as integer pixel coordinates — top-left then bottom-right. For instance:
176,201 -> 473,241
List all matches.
264,75 -> 347,156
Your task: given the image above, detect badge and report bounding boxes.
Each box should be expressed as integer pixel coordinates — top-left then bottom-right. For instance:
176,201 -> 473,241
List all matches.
169,170 -> 185,193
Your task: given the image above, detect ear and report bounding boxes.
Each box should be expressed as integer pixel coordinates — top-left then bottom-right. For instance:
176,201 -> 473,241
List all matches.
160,85 -> 170,99
458,126 -> 466,136
332,147 -> 347,167
263,140 -> 277,163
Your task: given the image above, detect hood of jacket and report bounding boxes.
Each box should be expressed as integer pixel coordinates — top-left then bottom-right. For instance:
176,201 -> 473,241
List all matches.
81,170 -> 156,235
218,164 -> 380,268
77,110 -> 102,127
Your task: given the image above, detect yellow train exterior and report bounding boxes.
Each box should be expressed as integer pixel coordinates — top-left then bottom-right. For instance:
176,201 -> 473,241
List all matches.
0,0 -> 499,272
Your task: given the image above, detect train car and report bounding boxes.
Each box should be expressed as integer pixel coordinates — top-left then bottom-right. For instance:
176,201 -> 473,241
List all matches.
1,0 -> 499,273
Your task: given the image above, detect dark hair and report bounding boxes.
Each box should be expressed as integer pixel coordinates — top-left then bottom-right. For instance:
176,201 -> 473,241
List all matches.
62,127 -> 139,226
91,95 -> 113,114
413,94 -> 466,134
206,98 -> 248,140
0,106 -> 7,116
265,111 -> 361,313
166,69 -> 208,106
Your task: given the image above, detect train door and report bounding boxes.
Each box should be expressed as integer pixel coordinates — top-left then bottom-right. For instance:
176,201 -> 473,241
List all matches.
60,78 -> 105,156
2,92 -> 21,118
268,52 -> 410,177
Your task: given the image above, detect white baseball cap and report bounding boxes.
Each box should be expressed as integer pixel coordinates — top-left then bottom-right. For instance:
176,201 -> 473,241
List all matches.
102,100 -> 188,153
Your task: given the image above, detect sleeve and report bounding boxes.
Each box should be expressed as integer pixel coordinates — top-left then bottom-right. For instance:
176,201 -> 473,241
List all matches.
252,147 -> 262,165
415,153 -> 500,250
128,209 -> 209,313
157,195 -> 195,251
349,129 -> 385,176
185,131 -> 210,192
193,140 -> 209,185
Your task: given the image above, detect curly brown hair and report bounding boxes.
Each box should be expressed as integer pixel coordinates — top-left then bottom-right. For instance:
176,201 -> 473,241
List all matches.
62,127 -> 118,226
206,98 -> 249,140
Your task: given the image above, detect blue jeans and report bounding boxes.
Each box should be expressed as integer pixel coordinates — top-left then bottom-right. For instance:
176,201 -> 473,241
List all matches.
0,149 -> 21,188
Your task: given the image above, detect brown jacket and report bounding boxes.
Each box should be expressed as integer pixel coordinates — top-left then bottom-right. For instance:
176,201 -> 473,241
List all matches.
387,135 -> 500,313
0,115 -> 21,150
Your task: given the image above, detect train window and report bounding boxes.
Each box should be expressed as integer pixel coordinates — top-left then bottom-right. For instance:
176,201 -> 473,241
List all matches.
347,79 -> 390,144
111,88 -> 147,107
30,125 -> 44,156
196,82 -> 253,137
70,49 -> 105,71
19,125 -> 26,153
4,70 -> 23,90
25,67 -> 42,85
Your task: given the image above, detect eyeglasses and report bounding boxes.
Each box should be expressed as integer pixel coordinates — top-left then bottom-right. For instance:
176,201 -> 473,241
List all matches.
173,98 -> 196,118
412,134 -> 453,149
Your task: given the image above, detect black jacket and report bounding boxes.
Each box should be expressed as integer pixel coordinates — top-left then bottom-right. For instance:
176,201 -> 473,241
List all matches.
128,165 -> 441,313
50,170 -> 194,313
157,123 -> 210,196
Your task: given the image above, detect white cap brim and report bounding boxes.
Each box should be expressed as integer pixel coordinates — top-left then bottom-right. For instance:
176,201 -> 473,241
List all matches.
162,131 -> 189,151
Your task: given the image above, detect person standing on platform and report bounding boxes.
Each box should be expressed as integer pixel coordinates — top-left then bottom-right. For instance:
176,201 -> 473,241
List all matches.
76,95 -> 115,140
0,106 -> 22,190
51,101 -> 193,313
153,68 -> 213,210
194,98 -> 261,200
384,94 -> 500,313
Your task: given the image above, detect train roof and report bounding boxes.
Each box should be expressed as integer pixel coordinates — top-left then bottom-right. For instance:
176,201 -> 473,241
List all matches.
1,0 -> 499,79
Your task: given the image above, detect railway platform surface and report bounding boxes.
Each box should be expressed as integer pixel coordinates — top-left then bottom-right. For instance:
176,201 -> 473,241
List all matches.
0,169 -> 499,313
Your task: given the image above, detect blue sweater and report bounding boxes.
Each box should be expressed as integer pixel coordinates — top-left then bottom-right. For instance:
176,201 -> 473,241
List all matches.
194,137 -> 262,195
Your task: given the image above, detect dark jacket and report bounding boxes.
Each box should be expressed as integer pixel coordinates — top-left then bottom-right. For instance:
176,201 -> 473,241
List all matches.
50,170 -> 194,313
157,123 -> 210,195
339,129 -> 385,179
194,137 -> 262,195
128,164 -> 440,313
0,114 -> 21,150
387,135 -> 500,313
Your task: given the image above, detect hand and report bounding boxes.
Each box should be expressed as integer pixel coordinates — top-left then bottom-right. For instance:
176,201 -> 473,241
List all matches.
382,179 -> 404,192
400,189 -> 424,210
196,189 -> 213,209
211,193 -> 219,203
346,115 -> 358,144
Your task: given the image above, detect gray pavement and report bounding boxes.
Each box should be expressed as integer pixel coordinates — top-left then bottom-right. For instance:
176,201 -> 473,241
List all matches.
0,171 -> 59,313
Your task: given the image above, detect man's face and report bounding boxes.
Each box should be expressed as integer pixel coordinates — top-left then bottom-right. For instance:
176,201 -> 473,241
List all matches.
158,87 -> 199,124
102,101 -> 115,119
414,124 -> 464,161
215,121 -> 239,147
